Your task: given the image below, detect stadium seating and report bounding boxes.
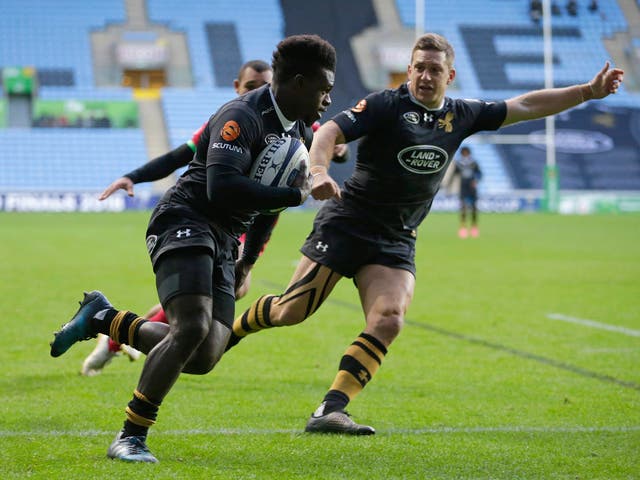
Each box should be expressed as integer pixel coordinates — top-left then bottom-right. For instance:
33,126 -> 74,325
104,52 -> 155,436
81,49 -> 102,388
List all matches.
0,0 -> 125,87
147,0 -> 284,88
147,0 -> 284,149
0,129 -> 147,191
1,0 -> 638,195
161,87 -> 237,148
395,0 -> 639,192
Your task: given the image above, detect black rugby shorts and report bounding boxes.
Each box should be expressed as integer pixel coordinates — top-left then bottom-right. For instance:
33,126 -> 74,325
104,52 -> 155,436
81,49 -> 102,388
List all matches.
146,206 -> 236,327
300,204 -> 416,278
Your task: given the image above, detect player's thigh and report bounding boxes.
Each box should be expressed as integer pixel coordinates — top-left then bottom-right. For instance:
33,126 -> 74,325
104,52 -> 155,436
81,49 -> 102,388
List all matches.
355,265 -> 415,345
155,247 -> 214,312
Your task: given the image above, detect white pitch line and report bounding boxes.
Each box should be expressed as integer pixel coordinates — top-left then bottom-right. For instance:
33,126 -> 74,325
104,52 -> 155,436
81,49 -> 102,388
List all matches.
1,425 -> 640,438
547,313 -> 640,338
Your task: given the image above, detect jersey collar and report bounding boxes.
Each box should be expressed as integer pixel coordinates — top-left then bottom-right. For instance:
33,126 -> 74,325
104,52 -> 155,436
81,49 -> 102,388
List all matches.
269,87 -> 296,132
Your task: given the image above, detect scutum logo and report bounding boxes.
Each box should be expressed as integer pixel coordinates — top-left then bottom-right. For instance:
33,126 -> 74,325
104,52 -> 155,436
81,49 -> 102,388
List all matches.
397,145 -> 449,174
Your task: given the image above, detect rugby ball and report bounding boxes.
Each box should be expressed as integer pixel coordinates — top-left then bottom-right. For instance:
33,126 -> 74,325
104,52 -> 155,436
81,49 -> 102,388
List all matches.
249,136 -> 309,189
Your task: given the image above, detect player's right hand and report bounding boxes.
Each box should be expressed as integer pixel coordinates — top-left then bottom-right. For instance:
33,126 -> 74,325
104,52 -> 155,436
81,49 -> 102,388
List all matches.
99,177 -> 135,200
311,171 -> 341,201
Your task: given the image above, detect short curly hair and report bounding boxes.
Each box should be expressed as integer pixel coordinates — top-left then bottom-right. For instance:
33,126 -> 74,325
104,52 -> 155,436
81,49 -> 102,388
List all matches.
272,34 -> 336,83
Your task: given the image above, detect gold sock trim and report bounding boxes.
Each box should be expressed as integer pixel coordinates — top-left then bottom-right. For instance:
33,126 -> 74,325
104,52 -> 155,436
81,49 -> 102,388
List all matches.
128,317 -> 145,346
125,406 -> 156,427
254,295 -> 269,328
134,389 -> 160,408
356,336 -> 385,362
109,310 -> 128,343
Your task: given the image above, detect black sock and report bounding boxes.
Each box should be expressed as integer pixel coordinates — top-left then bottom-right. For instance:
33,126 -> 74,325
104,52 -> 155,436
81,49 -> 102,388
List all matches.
322,390 -> 350,414
121,390 -> 161,439
91,309 -> 146,346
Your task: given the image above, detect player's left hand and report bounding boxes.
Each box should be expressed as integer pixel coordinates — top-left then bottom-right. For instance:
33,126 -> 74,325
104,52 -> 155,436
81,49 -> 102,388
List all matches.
297,172 -> 313,204
234,258 -> 253,295
589,61 -> 624,98
99,176 -> 134,200
332,144 -> 349,164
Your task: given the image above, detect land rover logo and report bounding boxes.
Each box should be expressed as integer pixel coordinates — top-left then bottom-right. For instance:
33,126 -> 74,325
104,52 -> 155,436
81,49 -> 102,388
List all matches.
397,145 -> 449,174
265,133 -> 281,144
403,111 -> 420,124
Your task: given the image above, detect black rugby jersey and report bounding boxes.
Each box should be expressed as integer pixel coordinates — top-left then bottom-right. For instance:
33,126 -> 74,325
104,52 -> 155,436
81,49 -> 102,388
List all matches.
332,83 -> 506,235
157,84 -> 313,236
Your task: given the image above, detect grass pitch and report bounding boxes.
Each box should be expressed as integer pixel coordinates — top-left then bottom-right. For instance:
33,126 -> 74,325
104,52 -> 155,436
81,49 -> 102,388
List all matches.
0,210 -> 638,479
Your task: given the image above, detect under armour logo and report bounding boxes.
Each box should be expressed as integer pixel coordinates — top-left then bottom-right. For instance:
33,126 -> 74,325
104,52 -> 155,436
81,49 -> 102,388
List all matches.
424,113 -> 434,123
176,229 -> 191,238
315,241 -> 328,252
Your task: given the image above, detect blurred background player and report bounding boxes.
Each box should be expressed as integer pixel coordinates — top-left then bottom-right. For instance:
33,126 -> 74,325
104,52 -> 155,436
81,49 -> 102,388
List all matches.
451,146 -> 482,238
81,60 -> 350,376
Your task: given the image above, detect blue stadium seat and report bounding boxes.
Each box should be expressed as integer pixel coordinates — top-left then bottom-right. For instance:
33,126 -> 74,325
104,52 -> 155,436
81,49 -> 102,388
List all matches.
0,130 -> 147,191
395,0 -> 639,192
161,87 -> 237,148
147,0 -> 283,88
0,0 -> 125,87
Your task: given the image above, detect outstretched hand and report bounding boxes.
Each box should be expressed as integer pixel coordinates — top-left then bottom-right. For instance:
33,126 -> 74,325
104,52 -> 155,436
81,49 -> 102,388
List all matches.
589,61 -> 624,99
99,177 -> 135,201
234,258 -> 253,295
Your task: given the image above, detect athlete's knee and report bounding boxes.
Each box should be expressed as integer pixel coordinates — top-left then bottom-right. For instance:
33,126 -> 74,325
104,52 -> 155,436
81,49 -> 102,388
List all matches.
182,353 -> 217,374
182,321 -> 228,374
166,296 -> 212,349
172,314 -> 210,345
368,305 -> 405,342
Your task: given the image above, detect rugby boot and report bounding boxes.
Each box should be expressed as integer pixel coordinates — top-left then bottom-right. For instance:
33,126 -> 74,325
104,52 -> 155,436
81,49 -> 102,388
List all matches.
305,409 -> 375,435
107,430 -> 158,463
80,334 -> 116,376
50,290 -> 112,357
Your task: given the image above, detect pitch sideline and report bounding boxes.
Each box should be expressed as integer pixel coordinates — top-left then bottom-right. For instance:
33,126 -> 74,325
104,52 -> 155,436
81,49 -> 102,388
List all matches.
1,425 -> 639,438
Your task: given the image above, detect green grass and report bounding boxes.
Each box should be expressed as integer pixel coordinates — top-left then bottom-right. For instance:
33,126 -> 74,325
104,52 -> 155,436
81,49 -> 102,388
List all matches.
1,211 -> 639,479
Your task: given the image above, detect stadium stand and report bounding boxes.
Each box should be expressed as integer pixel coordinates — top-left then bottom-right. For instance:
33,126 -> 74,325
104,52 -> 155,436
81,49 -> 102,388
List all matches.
147,0 -> 284,151
395,0 -> 640,192
0,0 -> 148,194
146,0 -> 284,88
0,1 -> 126,87
279,0 -> 378,187
0,129 -> 146,191
161,87 -> 236,149
0,0 -> 638,198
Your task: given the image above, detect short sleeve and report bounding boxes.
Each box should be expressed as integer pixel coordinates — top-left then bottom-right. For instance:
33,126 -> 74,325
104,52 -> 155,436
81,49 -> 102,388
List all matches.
206,106 -> 260,174
331,91 -> 392,143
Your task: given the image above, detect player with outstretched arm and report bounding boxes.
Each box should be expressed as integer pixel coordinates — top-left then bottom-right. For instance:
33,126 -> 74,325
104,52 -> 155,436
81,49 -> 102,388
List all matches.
226,33 -> 623,434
